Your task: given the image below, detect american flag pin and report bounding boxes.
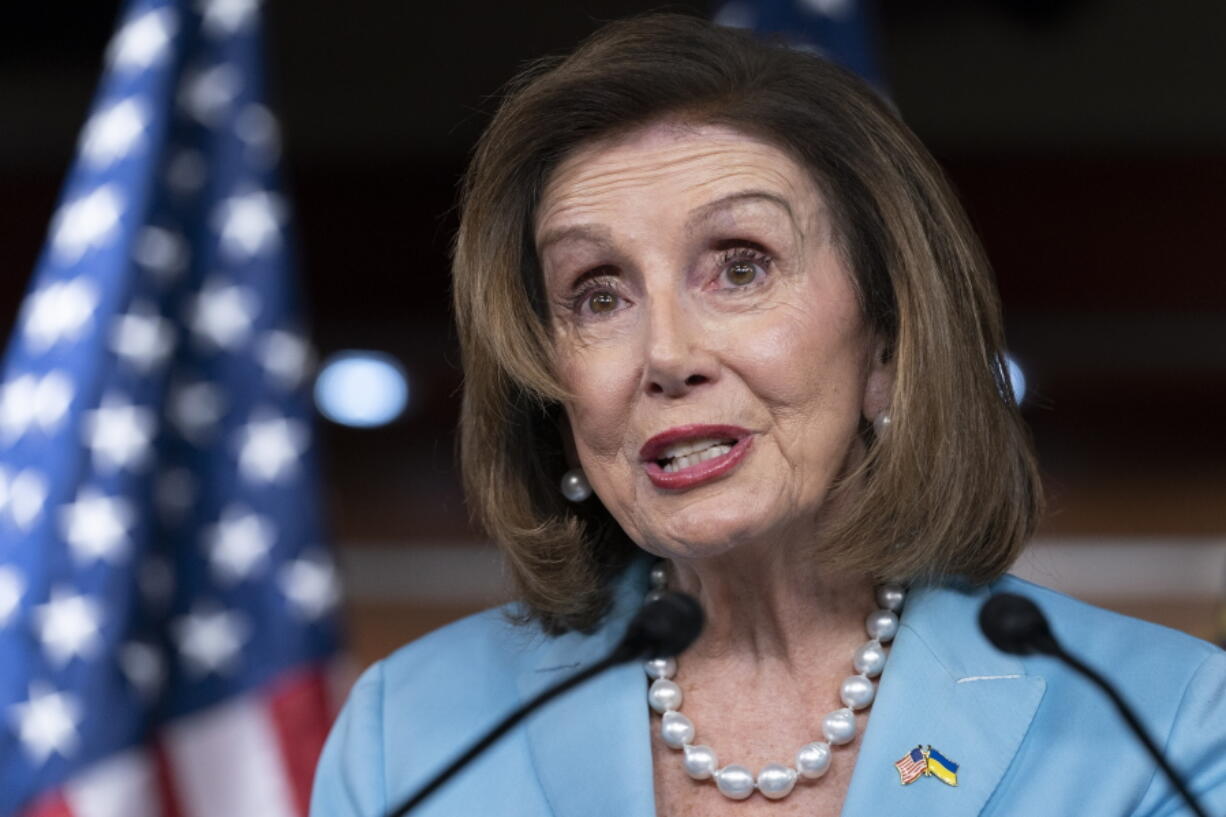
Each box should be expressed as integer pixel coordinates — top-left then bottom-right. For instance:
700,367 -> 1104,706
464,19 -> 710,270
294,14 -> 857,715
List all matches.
894,744 -> 960,787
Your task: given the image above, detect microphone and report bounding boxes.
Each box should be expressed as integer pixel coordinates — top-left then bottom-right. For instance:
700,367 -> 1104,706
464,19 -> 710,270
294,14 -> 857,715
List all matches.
384,590 -> 704,817
979,593 -> 1210,817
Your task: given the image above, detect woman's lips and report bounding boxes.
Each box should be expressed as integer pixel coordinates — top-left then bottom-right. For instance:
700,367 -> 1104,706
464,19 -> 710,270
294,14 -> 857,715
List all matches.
640,424 -> 753,490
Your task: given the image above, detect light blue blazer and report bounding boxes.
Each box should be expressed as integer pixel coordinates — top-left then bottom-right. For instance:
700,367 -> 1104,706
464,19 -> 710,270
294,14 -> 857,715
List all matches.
311,557 -> 1226,816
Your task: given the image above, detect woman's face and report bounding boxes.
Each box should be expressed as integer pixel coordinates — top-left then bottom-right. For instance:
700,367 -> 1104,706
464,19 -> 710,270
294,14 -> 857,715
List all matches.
535,122 -> 891,560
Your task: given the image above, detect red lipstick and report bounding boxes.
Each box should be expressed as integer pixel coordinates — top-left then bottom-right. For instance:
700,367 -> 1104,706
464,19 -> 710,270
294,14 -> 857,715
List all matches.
639,424 -> 752,491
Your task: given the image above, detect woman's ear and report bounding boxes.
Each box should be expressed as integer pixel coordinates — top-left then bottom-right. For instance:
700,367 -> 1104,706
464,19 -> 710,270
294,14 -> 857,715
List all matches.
861,335 -> 896,424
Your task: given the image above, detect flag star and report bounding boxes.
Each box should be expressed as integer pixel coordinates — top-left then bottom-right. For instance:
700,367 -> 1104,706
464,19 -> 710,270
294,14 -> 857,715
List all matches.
213,190 -> 285,260
107,7 -> 177,71
234,413 -> 307,483
134,226 -> 189,285
138,555 -> 176,611
0,371 -> 74,440
22,278 -> 99,351
188,278 -> 260,350
110,300 -> 176,373
235,103 -> 280,161
198,0 -> 260,36
179,63 -> 241,126
164,149 -> 206,196
256,330 -> 312,389
79,98 -> 148,168
33,588 -> 103,666
173,605 -> 250,677
60,488 -> 134,565
8,683 -> 83,765
8,469 -> 48,530
51,185 -> 125,264
82,393 -> 156,473
204,505 -> 276,584
0,565 -> 25,627
279,553 -> 340,619
154,466 -> 197,525
120,642 -> 166,698
167,380 -> 226,442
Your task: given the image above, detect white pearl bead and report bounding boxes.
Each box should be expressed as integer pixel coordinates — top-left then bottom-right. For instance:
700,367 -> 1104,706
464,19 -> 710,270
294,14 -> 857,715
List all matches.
648,678 -> 683,713
649,562 -> 668,590
660,710 -> 694,748
865,609 -> 899,642
853,639 -> 887,677
839,674 -> 876,710
714,765 -> 755,800
876,584 -> 906,612
756,764 -> 798,800
822,707 -> 857,745
683,744 -> 718,779
559,469 -> 592,502
644,657 -> 676,680
796,741 -> 832,778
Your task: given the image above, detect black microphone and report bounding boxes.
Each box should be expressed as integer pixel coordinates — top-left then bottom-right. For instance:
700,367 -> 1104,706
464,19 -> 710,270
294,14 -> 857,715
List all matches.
383,590 -> 705,817
979,593 -> 1211,817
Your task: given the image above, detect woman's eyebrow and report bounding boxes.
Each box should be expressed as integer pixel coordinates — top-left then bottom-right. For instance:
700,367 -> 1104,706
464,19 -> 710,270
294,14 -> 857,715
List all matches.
535,223 -> 614,255
686,189 -> 798,230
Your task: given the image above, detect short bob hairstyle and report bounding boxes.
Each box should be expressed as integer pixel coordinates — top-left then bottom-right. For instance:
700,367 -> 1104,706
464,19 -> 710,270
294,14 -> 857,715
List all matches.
453,13 -> 1042,634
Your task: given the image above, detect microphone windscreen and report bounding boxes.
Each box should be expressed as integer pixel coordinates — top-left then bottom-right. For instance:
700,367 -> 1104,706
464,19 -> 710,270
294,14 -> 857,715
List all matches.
978,592 -> 1057,656
616,591 -> 704,661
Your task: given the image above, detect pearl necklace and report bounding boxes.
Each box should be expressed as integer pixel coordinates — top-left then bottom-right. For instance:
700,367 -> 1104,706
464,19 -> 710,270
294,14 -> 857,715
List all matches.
643,561 -> 906,801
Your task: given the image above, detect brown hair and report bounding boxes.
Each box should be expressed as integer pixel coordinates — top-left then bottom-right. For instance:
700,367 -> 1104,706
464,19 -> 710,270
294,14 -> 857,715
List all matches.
453,13 -> 1042,633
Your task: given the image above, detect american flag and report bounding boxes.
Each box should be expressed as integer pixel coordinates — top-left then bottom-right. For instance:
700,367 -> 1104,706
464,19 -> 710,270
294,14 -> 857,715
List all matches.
0,1 -> 345,815
894,745 -> 928,785
711,0 -> 885,89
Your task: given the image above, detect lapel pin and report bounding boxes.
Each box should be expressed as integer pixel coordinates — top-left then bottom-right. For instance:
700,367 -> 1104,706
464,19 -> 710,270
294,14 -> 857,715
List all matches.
895,745 -> 959,787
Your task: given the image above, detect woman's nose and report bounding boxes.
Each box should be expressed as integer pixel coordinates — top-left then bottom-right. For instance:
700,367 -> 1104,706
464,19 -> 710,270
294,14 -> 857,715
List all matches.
643,299 -> 719,398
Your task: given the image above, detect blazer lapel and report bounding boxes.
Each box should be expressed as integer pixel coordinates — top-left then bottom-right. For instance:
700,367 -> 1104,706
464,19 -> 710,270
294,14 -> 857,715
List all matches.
519,558 -> 656,817
840,580 -> 1046,817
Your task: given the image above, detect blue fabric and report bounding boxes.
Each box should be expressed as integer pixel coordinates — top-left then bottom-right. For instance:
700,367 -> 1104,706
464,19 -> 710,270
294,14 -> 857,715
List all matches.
311,557 -> 1226,816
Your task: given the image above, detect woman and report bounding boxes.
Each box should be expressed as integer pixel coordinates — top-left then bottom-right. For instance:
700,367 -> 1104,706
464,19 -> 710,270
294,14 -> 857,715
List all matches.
312,14 -> 1226,817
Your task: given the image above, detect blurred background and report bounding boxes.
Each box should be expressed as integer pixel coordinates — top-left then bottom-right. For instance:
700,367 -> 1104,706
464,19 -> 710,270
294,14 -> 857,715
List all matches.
3,0 -> 1224,669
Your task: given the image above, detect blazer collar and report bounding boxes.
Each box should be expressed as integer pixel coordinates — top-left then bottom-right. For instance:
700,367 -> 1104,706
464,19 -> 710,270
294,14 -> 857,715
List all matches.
518,564 -> 1046,817
840,579 -> 1047,816
519,556 -> 657,817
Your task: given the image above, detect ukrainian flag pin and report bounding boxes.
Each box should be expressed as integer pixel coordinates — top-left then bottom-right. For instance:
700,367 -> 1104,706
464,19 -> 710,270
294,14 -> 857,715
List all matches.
925,745 -> 960,786
894,745 -> 959,787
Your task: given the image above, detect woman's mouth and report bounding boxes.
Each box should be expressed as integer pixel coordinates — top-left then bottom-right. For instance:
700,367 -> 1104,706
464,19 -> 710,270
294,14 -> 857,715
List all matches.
640,425 -> 753,490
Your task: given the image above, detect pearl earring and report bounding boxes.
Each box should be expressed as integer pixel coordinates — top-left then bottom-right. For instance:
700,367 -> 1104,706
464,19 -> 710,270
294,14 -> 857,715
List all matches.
873,411 -> 891,437
560,468 -> 592,502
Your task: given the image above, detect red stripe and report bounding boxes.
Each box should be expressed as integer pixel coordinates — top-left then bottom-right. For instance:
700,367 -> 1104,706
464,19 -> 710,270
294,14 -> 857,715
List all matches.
266,666 -> 335,816
153,738 -> 186,817
20,790 -> 74,817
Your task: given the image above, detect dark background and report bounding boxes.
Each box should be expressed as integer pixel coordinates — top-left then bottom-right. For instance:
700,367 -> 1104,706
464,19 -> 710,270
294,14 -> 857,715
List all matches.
2,0 -> 1224,596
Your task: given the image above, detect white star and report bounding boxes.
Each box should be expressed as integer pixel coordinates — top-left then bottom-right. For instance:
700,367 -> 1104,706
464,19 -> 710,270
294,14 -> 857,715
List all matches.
82,393 -> 156,473
164,149 -> 206,196
167,380 -> 226,442
134,226 -> 189,285
107,7 -> 177,71
203,505 -> 275,584
8,683 -> 82,765
179,63 -> 241,126
79,98 -> 148,168
255,329 -> 312,389
0,565 -> 25,627
120,642 -> 166,698
187,278 -> 259,350
21,278 -> 99,351
155,466 -> 197,524
138,556 -> 176,610
7,469 -> 48,530
0,371 -> 74,441
33,587 -> 103,666
235,103 -> 280,161
51,185 -> 125,265
213,190 -> 285,260
110,300 -> 176,373
173,605 -> 250,677
60,488 -> 134,565
799,0 -> 853,18
234,412 -> 307,483
198,0 -> 260,36
279,552 -> 340,619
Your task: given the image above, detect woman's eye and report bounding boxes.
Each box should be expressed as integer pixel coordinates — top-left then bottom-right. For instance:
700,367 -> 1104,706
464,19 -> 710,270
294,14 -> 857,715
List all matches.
717,248 -> 771,289
724,261 -> 759,287
587,290 -> 620,313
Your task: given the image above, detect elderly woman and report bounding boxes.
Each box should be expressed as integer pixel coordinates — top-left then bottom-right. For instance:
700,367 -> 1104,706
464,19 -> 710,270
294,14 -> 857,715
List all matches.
311,14 -> 1226,817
